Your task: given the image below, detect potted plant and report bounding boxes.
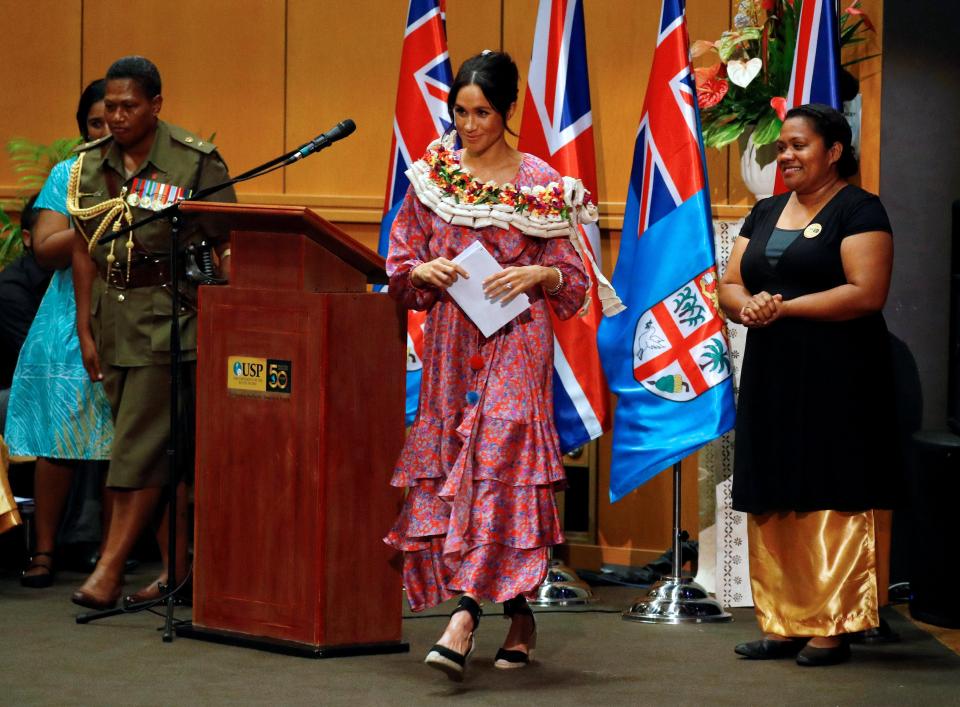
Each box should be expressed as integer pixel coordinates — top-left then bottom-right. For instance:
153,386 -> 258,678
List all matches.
694,0 -> 877,199
0,136 -> 80,269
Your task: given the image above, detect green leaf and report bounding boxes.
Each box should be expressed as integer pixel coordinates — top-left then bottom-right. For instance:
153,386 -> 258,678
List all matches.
841,19 -> 864,44
6,136 -> 81,197
842,52 -> 881,68
706,120 -> 747,149
716,27 -> 762,62
751,110 -> 782,146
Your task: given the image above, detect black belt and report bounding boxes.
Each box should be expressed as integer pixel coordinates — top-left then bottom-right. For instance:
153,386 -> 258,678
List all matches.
99,257 -> 185,290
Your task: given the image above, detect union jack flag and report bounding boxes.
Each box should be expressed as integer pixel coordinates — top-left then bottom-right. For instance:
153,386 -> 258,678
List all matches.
378,0 -> 453,424
775,0 -> 841,194
597,0 -> 735,502
517,0 -> 610,453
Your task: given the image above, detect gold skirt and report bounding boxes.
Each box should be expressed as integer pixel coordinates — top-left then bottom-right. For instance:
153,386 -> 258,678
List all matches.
0,436 -> 23,535
747,510 -> 886,637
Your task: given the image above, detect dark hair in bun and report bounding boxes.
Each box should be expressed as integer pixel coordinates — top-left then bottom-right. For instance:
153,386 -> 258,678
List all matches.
448,51 -> 520,136
785,103 -> 858,178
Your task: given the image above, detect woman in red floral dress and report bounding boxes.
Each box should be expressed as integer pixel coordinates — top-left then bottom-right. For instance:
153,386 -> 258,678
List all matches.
384,51 -> 601,681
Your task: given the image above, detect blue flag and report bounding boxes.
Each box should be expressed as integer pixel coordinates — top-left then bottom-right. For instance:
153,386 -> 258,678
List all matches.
597,0 -> 736,502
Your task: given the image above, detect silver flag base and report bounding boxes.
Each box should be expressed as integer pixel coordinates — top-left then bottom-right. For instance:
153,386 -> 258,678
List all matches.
529,559 -> 594,606
622,576 -> 732,623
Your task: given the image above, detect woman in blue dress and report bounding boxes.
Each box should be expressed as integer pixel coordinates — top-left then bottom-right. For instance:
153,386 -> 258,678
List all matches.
6,80 -> 114,587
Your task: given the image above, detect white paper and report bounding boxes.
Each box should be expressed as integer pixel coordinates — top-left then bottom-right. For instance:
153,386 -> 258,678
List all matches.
448,241 -> 530,337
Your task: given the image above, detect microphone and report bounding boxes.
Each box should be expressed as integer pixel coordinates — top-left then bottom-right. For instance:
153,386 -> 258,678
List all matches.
284,119 -> 356,164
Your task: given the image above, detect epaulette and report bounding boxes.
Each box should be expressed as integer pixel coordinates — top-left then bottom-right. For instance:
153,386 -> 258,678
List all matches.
168,125 -> 217,155
72,134 -> 113,153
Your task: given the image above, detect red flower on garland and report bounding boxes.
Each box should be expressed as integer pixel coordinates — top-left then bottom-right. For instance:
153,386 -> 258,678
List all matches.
770,96 -> 788,121
695,64 -> 729,110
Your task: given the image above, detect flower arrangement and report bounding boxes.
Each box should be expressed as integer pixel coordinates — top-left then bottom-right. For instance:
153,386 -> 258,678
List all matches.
694,0 -> 877,150
424,143 -> 582,221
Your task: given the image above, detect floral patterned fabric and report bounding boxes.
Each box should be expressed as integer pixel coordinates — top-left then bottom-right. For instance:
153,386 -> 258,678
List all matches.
383,152 -> 588,611
4,158 -> 114,459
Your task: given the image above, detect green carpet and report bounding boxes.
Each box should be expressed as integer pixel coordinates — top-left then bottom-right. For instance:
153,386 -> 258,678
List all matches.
2,565 -> 958,706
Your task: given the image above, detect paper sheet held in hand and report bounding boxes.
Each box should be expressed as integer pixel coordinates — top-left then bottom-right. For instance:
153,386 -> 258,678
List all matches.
448,241 -> 530,337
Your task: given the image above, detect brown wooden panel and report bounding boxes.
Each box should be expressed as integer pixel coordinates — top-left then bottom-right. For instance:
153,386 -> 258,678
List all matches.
848,0 -> 883,194
284,1 -> 501,206
284,1 -> 407,204
194,287 -> 405,648
231,231 -> 366,293
80,0 -> 286,196
501,0 -> 537,152
194,294 -> 321,644
0,1 -> 81,193
446,1 -> 503,71
322,293 -> 406,646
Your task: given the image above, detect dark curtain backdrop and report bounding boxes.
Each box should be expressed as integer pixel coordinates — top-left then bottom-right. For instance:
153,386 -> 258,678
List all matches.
880,0 -> 960,428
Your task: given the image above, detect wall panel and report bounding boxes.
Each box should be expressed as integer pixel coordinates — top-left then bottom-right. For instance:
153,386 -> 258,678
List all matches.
285,0 -> 407,207
283,1 -> 501,218
81,0 -> 286,195
0,1 -> 82,194
848,0 -> 883,194
1,1 -> 882,216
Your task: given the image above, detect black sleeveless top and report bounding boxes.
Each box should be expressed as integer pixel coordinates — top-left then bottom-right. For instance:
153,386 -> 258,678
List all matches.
731,185 -> 900,514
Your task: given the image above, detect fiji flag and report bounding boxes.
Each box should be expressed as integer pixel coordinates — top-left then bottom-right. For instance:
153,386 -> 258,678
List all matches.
518,0 -> 610,453
378,0 -> 453,424
774,0 -> 841,194
597,0 -> 735,502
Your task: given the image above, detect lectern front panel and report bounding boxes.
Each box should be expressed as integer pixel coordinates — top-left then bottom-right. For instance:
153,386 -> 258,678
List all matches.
194,286 -> 405,650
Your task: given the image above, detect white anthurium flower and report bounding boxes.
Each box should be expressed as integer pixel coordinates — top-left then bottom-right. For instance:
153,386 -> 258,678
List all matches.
727,57 -> 762,88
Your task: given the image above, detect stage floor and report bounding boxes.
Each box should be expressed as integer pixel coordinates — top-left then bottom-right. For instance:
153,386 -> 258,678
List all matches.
1,563 -> 957,705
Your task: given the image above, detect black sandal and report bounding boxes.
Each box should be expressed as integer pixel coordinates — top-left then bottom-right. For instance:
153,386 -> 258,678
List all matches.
494,595 -> 537,669
424,596 -> 482,682
20,551 -> 55,589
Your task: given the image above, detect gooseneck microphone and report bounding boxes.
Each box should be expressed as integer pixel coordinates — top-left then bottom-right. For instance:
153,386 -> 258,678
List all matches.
284,119 -> 357,164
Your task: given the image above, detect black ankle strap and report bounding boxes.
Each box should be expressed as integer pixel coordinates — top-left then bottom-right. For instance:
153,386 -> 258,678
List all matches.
503,595 -> 533,617
452,595 -> 482,630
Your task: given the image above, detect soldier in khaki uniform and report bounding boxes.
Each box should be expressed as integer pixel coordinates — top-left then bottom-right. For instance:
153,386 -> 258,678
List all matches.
69,56 -> 235,610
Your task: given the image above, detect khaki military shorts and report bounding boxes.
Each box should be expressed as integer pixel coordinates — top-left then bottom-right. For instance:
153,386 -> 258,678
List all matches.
101,362 -> 196,489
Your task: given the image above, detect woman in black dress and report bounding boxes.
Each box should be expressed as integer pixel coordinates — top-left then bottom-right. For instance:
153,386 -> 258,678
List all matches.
719,104 -> 897,667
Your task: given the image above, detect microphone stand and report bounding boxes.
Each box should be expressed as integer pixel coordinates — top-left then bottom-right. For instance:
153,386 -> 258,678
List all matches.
74,140 -> 336,638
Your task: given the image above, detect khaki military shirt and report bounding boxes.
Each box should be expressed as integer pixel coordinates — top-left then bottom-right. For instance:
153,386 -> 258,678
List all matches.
74,120 -> 236,367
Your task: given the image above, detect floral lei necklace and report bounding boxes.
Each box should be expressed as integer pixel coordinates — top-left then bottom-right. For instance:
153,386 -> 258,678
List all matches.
404,137 -> 624,317
426,143 -> 579,220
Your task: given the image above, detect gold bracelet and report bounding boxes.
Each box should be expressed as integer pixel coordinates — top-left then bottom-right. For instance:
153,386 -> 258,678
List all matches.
546,266 -> 564,295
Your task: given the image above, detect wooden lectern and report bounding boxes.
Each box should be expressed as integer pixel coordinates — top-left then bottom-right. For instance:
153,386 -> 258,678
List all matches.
175,203 -> 408,658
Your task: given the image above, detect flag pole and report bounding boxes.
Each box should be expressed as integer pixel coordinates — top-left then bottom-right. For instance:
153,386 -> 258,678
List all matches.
622,461 -> 731,623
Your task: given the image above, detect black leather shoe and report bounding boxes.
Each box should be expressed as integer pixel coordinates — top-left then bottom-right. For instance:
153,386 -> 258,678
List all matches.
796,641 -> 851,666
734,638 -> 806,659
847,618 -> 900,644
